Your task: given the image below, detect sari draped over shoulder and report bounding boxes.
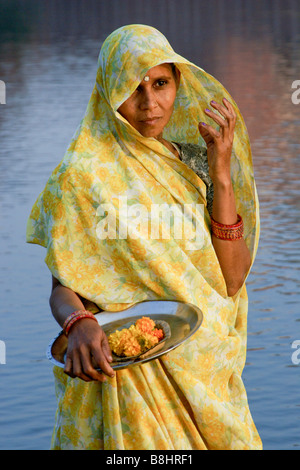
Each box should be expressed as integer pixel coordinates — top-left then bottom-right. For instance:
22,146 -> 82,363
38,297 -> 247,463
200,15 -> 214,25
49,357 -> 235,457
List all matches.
26,24 -> 261,450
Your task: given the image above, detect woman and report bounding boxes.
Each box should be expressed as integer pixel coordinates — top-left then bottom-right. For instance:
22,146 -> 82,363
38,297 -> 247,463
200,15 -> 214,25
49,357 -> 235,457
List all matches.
27,24 -> 261,450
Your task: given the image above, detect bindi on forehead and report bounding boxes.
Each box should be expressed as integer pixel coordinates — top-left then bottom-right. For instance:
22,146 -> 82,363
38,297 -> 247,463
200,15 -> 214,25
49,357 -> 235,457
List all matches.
142,64 -> 174,81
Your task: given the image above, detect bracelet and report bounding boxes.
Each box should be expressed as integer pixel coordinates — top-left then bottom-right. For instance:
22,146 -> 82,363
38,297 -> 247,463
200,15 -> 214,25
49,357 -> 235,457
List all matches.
63,310 -> 97,337
63,310 -> 98,337
211,214 -> 244,241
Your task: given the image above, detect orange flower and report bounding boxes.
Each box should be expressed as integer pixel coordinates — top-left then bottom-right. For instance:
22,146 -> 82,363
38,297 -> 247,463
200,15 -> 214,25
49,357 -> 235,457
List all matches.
151,328 -> 164,341
135,316 -> 156,334
108,317 -> 164,357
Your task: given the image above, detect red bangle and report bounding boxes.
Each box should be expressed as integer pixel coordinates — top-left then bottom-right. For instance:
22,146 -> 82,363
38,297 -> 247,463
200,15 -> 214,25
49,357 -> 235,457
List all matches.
63,310 -> 98,337
211,214 -> 244,241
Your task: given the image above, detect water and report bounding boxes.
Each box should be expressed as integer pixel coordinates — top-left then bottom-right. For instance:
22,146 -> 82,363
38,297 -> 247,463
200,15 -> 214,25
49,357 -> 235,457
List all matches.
0,0 -> 299,450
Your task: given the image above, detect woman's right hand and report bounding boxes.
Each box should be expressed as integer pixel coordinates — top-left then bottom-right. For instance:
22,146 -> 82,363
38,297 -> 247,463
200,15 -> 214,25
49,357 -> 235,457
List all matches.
64,318 -> 115,382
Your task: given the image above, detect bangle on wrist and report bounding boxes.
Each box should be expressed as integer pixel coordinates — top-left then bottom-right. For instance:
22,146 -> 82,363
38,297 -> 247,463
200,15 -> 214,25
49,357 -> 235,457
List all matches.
63,310 -> 98,337
211,214 -> 244,241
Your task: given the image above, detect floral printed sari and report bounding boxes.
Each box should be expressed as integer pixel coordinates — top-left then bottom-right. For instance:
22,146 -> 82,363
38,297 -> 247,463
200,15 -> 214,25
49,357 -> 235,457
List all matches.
27,24 -> 261,450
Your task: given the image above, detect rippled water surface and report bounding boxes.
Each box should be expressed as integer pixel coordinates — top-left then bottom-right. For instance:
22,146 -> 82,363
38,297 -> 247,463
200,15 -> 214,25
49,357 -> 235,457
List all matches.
0,0 -> 299,450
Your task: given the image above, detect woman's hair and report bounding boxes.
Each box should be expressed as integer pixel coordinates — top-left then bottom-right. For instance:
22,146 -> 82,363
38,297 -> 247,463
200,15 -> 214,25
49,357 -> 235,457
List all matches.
170,63 -> 178,77
170,63 -> 180,86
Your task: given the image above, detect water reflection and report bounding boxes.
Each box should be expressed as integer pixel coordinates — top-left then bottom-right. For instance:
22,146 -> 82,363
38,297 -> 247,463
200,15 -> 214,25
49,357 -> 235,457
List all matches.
0,0 -> 299,450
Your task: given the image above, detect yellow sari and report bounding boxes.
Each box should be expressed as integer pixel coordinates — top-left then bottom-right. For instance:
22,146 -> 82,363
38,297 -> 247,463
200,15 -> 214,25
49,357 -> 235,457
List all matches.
26,24 -> 261,450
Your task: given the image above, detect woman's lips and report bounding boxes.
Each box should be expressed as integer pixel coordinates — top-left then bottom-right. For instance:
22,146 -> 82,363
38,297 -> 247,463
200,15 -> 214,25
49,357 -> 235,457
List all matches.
140,117 -> 162,125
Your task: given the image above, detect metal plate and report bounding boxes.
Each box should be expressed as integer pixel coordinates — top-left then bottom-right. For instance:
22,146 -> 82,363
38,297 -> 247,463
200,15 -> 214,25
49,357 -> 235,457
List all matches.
46,300 -> 203,371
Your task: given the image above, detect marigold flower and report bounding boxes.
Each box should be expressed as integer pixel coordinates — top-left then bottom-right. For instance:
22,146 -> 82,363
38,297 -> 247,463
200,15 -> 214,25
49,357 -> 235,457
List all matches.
138,332 -> 159,350
135,316 -> 156,334
151,328 -> 164,341
122,335 -> 141,356
108,317 -> 165,357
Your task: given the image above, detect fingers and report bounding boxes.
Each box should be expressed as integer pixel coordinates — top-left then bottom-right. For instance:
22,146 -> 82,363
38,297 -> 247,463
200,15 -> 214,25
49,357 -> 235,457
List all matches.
91,338 -> 115,378
199,120 -> 221,142
87,329 -> 115,378
63,321 -> 116,383
64,356 -> 76,378
64,344 -> 115,383
64,353 -> 90,381
81,347 -> 114,382
101,335 -> 113,363
201,98 -> 236,141
71,351 -> 101,382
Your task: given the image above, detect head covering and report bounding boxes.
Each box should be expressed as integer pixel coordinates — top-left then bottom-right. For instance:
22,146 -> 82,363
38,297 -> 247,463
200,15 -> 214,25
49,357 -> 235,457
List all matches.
26,24 -> 259,312
28,24 -> 261,450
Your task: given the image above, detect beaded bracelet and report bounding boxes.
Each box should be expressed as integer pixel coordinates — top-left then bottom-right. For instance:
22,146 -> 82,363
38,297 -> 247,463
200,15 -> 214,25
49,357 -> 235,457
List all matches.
211,214 -> 244,241
63,310 -> 98,337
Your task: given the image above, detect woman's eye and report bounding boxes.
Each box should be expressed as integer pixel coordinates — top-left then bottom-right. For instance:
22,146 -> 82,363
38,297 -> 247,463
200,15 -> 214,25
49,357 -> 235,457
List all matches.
156,80 -> 167,87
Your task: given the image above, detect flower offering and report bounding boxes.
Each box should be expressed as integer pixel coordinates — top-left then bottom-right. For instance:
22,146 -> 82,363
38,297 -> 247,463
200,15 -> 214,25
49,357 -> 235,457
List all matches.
108,317 -> 165,357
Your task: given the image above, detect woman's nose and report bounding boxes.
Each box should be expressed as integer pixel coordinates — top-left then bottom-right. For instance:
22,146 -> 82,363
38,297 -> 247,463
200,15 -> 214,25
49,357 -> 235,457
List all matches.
139,89 -> 158,110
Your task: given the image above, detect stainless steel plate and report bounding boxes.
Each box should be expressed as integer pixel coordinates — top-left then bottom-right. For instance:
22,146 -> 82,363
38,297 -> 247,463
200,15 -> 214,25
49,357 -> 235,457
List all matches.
46,300 -> 203,371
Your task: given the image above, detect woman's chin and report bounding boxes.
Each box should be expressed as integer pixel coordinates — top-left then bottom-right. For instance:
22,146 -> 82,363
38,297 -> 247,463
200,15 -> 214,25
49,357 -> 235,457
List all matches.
139,129 -> 164,139
137,122 -> 165,139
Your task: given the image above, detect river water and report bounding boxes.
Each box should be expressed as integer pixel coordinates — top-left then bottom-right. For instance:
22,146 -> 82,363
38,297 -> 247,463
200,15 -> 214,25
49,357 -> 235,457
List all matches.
0,0 -> 299,450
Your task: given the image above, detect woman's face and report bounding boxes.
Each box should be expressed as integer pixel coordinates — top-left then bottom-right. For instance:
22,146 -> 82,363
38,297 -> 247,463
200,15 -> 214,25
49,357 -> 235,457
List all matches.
118,63 -> 180,139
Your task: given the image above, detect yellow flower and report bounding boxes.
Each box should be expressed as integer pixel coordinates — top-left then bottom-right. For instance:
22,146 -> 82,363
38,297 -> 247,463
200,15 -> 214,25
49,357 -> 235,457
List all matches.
30,202 -> 41,221
97,167 -> 110,180
136,331 -> 159,350
108,317 -> 164,357
123,336 -> 142,357
63,425 -> 81,447
109,174 -> 127,193
74,129 -> 92,154
52,202 -> 66,221
51,224 -> 67,239
172,262 -> 187,276
108,329 -> 141,357
138,192 -> 153,211
145,279 -> 166,296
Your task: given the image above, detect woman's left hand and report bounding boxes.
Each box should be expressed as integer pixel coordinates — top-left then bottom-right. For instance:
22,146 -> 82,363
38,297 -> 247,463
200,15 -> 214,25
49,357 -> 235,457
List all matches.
197,98 -> 252,296
198,98 -> 237,183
